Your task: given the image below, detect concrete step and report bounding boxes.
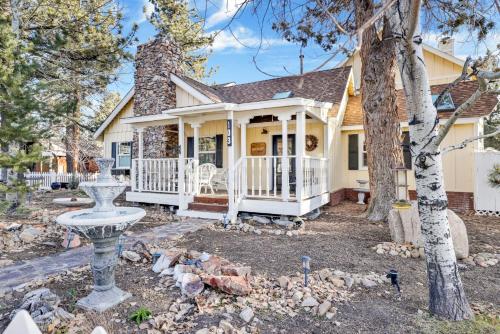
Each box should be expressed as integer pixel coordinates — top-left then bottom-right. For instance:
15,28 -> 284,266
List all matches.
188,202 -> 228,213
193,196 -> 229,205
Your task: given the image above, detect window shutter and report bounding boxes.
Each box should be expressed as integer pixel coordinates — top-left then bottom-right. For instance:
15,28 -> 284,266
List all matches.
348,134 -> 359,170
215,134 -> 223,168
111,142 -> 117,168
129,141 -> 133,168
402,132 -> 412,169
187,137 -> 194,158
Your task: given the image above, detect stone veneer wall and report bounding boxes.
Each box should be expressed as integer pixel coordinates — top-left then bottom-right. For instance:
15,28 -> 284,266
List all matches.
133,37 -> 183,159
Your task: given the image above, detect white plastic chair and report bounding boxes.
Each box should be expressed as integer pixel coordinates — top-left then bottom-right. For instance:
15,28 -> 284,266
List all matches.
198,163 -> 217,194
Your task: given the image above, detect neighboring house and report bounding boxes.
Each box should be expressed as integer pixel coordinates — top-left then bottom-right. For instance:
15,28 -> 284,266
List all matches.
94,37 -> 498,219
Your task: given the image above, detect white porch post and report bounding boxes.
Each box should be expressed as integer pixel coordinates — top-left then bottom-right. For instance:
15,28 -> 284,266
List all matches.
239,118 -> 249,196
324,120 -> 331,192
178,117 -> 186,210
227,111 -> 235,218
191,122 -> 201,195
295,110 -> 306,201
137,128 -> 144,192
278,114 -> 292,201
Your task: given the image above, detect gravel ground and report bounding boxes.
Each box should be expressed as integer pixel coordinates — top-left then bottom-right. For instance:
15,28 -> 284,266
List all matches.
178,202 -> 500,333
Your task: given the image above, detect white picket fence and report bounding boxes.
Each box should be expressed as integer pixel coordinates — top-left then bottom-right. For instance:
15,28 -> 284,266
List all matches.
4,310 -> 108,334
24,172 -> 98,189
474,151 -> 500,215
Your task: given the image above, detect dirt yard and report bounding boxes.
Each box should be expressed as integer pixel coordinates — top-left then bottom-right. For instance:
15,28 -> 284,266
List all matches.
0,201 -> 498,333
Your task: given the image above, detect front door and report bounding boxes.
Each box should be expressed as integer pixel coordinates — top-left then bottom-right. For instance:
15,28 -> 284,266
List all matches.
272,134 -> 296,193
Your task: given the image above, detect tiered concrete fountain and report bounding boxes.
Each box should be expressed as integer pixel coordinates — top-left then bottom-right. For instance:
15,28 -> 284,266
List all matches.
56,158 -> 145,312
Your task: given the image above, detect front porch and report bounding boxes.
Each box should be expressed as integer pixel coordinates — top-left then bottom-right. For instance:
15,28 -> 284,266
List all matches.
122,98 -> 333,219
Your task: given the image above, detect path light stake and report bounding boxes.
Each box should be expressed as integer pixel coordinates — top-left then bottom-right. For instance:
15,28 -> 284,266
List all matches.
117,235 -> 125,257
302,256 -> 311,287
222,213 -> 229,229
152,252 -> 161,265
386,269 -> 401,293
65,230 -> 75,249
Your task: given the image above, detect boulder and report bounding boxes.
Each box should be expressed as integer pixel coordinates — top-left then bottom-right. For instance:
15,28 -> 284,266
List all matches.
318,301 -> 331,317
201,256 -> 226,275
389,202 -> 469,259
221,265 -> 251,277
277,276 -> 290,289
448,210 -> 469,259
388,209 -> 404,244
361,278 -> 377,288
181,273 -> 204,298
202,275 -> 252,295
301,296 -> 319,307
252,216 -> 271,225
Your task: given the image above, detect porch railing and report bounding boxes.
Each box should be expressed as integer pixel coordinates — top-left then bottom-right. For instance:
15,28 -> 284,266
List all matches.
131,158 -> 179,193
301,157 -> 329,200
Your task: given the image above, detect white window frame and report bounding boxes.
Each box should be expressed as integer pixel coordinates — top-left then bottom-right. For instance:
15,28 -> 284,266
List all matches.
198,136 -> 216,165
116,142 -> 131,169
359,134 -> 368,170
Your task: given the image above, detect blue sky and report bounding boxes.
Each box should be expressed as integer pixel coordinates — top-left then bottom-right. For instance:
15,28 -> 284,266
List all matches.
110,0 -> 500,98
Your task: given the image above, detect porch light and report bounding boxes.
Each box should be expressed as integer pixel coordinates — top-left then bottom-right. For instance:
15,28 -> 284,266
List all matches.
392,165 -> 410,208
302,256 -> 311,287
261,128 -> 268,135
386,269 -> 401,293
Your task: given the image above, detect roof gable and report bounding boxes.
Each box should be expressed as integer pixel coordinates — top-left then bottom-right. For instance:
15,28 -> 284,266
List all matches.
93,88 -> 134,139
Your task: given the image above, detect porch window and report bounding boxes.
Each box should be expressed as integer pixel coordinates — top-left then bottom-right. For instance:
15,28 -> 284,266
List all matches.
199,136 -> 217,164
117,142 -> 131,168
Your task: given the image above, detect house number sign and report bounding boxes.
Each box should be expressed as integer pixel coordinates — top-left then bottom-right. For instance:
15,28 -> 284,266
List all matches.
227,120 -> 232,147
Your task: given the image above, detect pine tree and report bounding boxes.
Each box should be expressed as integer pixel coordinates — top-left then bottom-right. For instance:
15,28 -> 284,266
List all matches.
91,91 -> 121,132
147,0 -> 214,79
0,9 -> 45,204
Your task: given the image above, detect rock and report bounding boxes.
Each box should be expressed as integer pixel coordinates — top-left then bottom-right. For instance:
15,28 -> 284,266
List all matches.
318,301 -> 331,317
399,204 -> 423,247
344,276 -> 354,289
388,209 -> 405,244
326,312 -> 336,320
419,247 -> 425,258
389,249 -> 399,256
277,276 -> 290,289
221,265 -> 251,277
203,275 -> 252,295
196,329 -> 210,334
159,267 -> 175,277
122,251 -> 141,262
447,210 -> 469,259
361,278 -> 377,288
410,249 -> 420,258
201,256 -> 226,275
318,268 -> 332,281
252,216 -> 271,224
301,296 -> 319,307
19,227 -> 42,243
239,307 -> 254,323
173,264 -> 192,281
152,248 -> 185,273
286,231 -> 293,237
14,288 -> 73,326
6,223 -> 22,231
199,252 -> 211,262
219,319 -> 236,334
292,291 -> 303,302
0,259 -> 14,267
275,230 -> 282,236
330,278 -> 344,288
376,248 -> 385,254
181,273 -> 204,298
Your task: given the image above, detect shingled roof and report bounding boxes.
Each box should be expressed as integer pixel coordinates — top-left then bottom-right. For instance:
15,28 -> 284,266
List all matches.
342,80 -> 498,126
181,67 -> 352,105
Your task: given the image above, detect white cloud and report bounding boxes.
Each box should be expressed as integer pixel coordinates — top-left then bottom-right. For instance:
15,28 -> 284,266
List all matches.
210,26 -> 288,52
137,0 -> 155,24
206,0 -> 244,29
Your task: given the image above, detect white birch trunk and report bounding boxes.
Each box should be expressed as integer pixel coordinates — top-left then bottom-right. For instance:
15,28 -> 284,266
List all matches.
388,0 -> 473,320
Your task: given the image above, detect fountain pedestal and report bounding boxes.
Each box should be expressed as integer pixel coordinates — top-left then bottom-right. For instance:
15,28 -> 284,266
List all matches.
56,159 -> 145,312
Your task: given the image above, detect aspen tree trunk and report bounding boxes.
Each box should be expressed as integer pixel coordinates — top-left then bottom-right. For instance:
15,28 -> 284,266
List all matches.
389,0 -> 473,320
355,0 -> 403,221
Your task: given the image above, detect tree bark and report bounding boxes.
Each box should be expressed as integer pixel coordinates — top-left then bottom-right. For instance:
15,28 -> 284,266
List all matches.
66,93 -> 81,173
355,0 -> 403,221
389,0 -> 473,320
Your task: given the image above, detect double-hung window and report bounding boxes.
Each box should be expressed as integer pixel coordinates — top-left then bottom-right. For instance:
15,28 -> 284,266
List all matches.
117,142 -> 131,168
199,137 -> 217,164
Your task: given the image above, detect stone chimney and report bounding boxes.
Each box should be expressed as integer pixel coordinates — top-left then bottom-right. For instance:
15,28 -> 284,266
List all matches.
133,37 -> 183,158
438,38 -> 454,56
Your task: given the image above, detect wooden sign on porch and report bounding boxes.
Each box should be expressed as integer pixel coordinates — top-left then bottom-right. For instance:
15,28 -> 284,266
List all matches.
250,142 -> 266,156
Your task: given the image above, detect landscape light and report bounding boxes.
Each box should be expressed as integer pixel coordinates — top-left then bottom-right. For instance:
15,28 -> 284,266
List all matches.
302,256 -> 311,287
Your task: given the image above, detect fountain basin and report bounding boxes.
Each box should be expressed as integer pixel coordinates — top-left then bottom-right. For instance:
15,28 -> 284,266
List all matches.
56,207 -> 145,227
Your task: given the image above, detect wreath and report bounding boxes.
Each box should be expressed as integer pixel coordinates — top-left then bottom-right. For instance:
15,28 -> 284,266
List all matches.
305,135 -> 318,152
488,164 -> 500,188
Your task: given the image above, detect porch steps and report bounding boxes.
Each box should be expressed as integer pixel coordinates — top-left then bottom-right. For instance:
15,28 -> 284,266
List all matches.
188,196 -> 228,213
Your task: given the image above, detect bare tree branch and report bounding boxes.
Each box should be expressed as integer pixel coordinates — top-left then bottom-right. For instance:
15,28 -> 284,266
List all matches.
433,57 -> 473,108
442,128 -> 500,154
